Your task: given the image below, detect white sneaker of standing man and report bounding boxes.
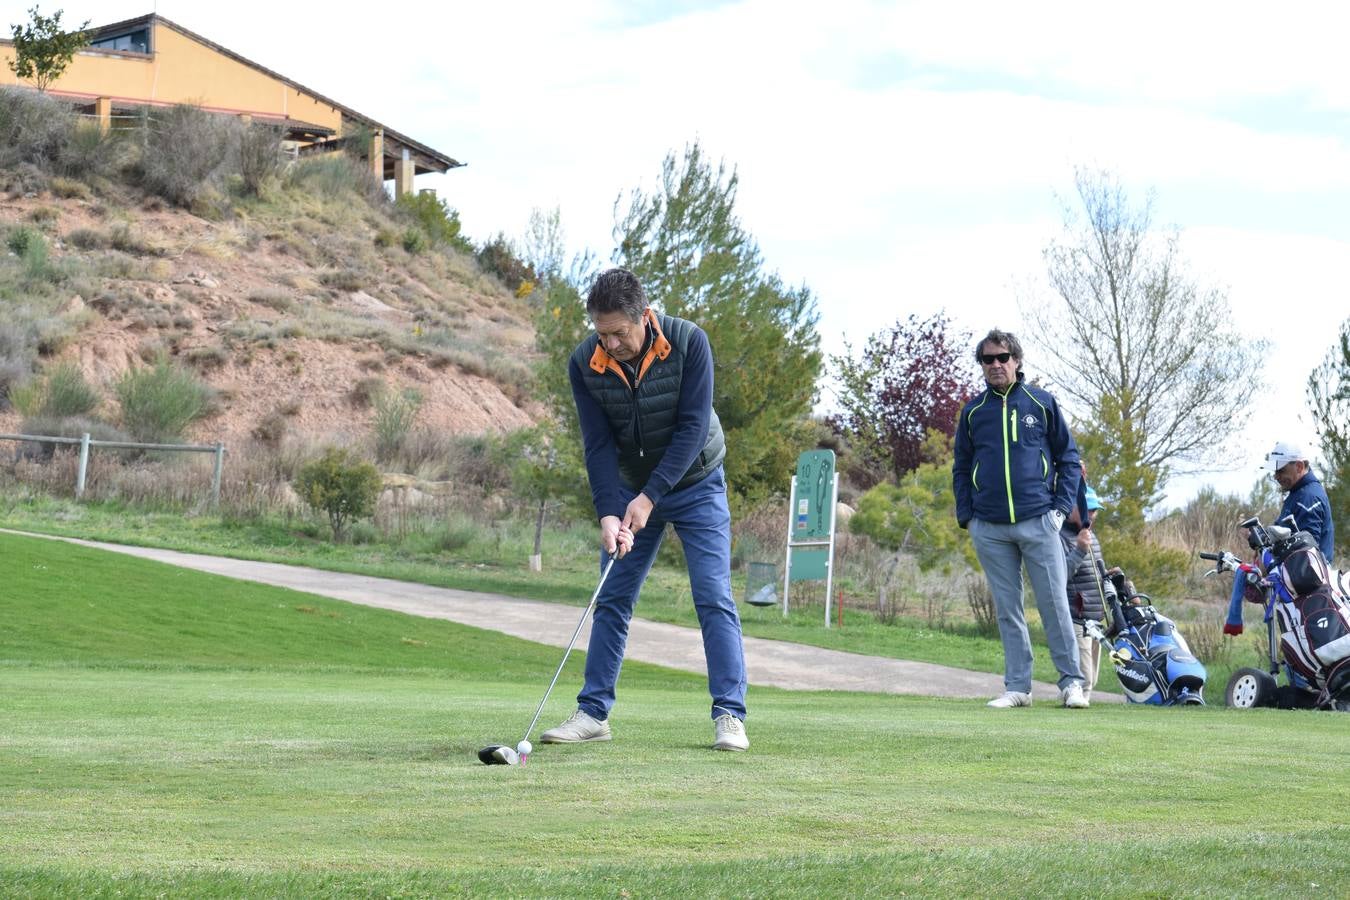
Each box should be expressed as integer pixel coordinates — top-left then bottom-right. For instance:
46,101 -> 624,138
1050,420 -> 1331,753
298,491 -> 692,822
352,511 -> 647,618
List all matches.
986,691 -> 1032,708
712,714 -> 749,751
1060,682 -> 1090,708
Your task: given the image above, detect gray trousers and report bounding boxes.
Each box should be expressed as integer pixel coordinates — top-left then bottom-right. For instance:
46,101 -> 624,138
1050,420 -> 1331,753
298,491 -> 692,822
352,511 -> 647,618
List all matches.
970,512 -> 1084,693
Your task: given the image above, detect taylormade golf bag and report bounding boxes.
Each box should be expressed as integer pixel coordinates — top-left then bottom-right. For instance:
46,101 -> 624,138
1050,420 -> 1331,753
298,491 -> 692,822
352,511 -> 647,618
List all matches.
1205,515 -> 1350,711
1087,567 -> 1207,706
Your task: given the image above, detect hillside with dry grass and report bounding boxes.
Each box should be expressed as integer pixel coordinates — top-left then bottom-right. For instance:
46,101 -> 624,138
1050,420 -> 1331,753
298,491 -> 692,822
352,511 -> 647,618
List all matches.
0,99 -> 541,463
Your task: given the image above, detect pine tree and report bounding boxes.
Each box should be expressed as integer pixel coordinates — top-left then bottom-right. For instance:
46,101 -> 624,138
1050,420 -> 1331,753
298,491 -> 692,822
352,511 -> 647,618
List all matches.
1308,318 -> 1350,558
612,141 -> 822,501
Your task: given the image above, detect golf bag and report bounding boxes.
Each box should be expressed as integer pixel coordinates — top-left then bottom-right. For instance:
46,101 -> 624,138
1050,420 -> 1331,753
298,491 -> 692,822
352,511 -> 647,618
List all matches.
1269,529 -> 1350,702
1092,567 -> 1207,706
1206,515 -> 1350,711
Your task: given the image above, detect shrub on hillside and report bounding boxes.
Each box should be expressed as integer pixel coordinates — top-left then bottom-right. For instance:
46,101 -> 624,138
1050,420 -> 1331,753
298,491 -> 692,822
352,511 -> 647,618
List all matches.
107,222 -> 160,256
1,317 -> 37,360
66,226 -> 109,249
0,357 -> 28,408
138,104 -> 239,209
442,433 -> 513,492
57,121 -> 133,181
27,205 -> 59,227
251,409 -> 288,449
10,361 -> 100,419
349,375 -> 384,407
287,154 -> 386,206
1,168 -> 46,204
6,224 -> 44,256
0,322 -> 34,409
295,446 -> 382,542
400,227 -> 427,254
371,386 -> 422,465
0,87 -> 73,172
114,357 -> 215,443
476,233 -> 537,293
238,122 -> 285,198
8,225 -> 59,285
395,190 -> 472,252
48,175 -> 90,199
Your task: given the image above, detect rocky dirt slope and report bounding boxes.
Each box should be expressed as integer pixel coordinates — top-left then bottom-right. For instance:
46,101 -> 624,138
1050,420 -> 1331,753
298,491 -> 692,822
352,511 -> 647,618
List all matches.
0,184 -> 541,447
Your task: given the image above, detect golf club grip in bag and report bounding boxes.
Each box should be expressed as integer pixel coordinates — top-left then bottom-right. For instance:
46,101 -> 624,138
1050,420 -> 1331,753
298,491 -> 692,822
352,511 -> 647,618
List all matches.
1098,560 -> 1126,639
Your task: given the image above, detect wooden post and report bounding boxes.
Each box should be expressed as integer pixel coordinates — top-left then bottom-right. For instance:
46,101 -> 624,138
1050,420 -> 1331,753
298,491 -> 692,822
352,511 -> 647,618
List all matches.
95,97 -> 112,134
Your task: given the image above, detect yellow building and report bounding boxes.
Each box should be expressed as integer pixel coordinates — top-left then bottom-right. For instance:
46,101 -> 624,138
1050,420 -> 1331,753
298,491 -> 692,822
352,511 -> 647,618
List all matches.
0,13 -> 461,196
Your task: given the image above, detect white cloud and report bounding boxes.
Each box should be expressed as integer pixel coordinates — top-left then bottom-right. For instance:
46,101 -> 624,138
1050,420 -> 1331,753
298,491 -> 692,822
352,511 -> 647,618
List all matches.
875,0 -> 1350,111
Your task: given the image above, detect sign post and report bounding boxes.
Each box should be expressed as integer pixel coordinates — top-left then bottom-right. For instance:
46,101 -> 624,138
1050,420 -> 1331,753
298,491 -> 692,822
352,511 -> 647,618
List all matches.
782,449 -> 839,627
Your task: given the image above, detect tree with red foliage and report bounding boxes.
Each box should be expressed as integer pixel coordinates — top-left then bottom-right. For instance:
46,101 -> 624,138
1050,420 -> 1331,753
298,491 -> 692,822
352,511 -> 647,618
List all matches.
832,312 -> 979,484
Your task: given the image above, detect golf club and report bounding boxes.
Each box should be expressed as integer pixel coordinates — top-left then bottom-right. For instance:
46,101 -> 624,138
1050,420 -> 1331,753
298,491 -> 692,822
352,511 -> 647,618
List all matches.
478,551 -> 618,766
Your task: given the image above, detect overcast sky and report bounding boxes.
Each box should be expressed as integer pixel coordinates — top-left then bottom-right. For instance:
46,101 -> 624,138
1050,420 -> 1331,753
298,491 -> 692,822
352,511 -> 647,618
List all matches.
16,0 -> 1350,509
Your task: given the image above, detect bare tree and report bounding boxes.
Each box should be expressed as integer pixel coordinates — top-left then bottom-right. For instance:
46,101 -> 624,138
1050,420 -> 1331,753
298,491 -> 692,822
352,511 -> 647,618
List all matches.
1024,168 -> 1265,527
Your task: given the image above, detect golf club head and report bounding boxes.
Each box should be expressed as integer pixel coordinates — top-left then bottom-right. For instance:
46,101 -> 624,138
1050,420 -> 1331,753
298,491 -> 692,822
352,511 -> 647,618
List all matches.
477,744 -> 519,766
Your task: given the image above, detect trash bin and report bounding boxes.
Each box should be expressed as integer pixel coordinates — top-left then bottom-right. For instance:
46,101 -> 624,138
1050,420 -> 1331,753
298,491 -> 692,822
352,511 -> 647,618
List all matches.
744,561 -> 779,607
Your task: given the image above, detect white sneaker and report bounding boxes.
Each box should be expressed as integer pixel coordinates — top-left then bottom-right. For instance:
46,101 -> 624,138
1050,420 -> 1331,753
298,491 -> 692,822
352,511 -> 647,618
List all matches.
712,714 -> 749,751
539,709 -> 611,743
1061,682 -> 1090,708
987,691 -> 1032,708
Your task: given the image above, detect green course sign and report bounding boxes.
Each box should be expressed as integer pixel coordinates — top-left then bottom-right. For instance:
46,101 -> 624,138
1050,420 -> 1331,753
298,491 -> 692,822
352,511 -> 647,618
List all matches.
791,449 -> 835,543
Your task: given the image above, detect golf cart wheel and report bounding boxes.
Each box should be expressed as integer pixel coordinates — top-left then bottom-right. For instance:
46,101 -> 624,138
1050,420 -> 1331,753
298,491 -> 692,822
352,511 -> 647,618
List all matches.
1225,668 -> 1277,709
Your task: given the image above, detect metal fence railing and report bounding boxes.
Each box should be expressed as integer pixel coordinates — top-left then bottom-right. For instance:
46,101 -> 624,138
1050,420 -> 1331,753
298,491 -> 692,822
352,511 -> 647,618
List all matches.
0,432 -> 226,506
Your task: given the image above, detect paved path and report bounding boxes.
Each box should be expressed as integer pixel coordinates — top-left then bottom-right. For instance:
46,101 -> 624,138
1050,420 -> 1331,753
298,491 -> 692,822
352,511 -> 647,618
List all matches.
13,531 -> 1119,703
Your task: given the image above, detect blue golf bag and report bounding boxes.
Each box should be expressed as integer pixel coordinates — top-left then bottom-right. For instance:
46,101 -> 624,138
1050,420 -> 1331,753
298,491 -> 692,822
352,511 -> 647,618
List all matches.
1088,567 -> 1207,706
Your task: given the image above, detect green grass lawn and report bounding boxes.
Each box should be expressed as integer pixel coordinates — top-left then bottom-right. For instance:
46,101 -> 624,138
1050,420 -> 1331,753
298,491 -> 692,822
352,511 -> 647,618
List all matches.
2,495 -> 1226,689
1,531 -> 1347,897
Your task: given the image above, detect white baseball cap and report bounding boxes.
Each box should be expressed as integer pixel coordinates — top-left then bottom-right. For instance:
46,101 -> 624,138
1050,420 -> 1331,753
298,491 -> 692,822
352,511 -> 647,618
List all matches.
1265,441 -> 1307,471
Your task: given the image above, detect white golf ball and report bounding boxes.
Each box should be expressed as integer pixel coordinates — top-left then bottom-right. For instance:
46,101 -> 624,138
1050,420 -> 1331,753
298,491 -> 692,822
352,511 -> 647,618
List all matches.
517,740 -> 532,756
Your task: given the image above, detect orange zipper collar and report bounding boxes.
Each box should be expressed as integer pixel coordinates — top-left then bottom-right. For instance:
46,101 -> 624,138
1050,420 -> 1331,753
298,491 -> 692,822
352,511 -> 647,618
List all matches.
588,309 -> 672,387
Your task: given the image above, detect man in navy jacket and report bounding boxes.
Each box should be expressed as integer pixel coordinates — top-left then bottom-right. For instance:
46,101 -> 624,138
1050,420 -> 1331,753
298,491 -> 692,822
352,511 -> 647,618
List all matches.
1267,441 -> 1336,563
953,329 -> 1088,708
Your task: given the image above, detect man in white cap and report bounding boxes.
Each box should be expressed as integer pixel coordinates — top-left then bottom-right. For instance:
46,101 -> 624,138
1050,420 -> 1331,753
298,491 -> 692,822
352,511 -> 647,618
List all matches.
1267,441 -> 1335,563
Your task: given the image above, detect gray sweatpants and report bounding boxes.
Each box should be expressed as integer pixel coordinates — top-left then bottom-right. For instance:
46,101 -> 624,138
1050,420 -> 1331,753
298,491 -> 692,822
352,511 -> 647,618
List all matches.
970,512 -> 1084,693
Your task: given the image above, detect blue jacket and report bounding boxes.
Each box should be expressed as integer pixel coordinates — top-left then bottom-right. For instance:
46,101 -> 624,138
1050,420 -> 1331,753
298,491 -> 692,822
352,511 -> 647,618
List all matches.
1280,470 -> 1335,562
952,375 -> 1081,527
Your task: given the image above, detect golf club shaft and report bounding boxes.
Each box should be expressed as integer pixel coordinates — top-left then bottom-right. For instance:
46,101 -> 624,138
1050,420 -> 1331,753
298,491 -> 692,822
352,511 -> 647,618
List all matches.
521,553 -> 618,744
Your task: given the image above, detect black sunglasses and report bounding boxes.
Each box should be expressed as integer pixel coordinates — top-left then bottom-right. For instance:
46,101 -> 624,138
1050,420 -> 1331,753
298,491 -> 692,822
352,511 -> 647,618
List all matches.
980,352 -> 1012,365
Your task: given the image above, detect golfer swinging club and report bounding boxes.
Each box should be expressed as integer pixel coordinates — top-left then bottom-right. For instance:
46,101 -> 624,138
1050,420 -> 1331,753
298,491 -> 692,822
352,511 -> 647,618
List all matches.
539,268 -> 750,752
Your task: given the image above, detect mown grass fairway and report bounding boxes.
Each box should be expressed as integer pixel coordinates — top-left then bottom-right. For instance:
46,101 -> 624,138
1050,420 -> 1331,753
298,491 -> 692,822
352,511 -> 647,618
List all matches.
0,499 -> 1102,689
2,532 -> 1347,897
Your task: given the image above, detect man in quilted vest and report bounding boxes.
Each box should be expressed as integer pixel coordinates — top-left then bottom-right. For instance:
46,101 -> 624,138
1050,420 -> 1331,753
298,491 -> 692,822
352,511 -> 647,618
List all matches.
540,268 -> 750,752
1059,485 -> 1113,701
